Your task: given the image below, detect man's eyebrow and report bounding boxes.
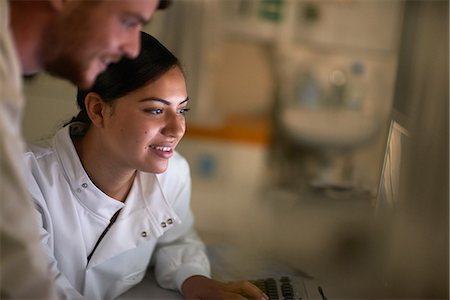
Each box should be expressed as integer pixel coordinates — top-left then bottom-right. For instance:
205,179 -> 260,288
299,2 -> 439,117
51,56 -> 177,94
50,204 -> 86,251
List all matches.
124,13 -> 150,26
139,97 -> 189,105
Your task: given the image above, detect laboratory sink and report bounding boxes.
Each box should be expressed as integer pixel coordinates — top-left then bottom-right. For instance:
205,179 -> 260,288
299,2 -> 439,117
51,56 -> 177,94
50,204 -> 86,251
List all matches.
281,108 -> 379,149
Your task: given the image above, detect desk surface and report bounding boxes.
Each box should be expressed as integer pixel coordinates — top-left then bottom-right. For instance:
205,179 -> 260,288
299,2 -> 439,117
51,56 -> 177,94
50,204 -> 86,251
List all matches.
117,244 -> 321,300
118,272 -> 182,300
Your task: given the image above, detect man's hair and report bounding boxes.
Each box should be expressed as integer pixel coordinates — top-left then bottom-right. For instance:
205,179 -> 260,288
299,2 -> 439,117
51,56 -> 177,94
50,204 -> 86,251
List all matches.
157,0 -> 173,10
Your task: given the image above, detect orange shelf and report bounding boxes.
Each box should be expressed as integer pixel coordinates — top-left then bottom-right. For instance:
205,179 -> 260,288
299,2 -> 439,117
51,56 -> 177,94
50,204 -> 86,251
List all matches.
185,115 -> 272,146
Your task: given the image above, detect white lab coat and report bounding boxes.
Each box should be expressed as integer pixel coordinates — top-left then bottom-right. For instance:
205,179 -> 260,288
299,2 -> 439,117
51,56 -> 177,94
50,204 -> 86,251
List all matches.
0,0 -> 57,298
23,125 -> 211,299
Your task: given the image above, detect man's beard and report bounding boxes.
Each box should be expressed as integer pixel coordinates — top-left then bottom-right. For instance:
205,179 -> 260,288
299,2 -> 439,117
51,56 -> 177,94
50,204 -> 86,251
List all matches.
45,55 -> 91,89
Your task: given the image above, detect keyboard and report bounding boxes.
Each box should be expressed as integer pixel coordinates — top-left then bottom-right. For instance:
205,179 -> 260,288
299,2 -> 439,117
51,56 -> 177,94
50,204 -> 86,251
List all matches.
250,276 -> 313,300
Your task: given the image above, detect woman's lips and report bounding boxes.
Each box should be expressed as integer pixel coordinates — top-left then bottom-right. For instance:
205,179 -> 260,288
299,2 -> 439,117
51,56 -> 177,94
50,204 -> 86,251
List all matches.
149,145 -> 174,158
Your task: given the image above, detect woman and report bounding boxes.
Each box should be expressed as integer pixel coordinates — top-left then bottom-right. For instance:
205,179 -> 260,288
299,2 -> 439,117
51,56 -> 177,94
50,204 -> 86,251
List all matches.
24,32 -> 266,300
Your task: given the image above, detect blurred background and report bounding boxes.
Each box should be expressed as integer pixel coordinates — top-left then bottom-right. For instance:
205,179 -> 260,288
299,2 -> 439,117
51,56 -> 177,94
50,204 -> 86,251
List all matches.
22,0 -> 448,298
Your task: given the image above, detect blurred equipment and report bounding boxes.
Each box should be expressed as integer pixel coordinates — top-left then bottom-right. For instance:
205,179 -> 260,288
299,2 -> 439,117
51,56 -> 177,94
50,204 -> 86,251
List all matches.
278,53 -> 380,191
272,0 -> 403,195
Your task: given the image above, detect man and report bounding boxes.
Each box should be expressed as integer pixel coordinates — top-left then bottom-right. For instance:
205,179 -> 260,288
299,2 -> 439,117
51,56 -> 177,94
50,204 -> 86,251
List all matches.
1,0 -> 166,297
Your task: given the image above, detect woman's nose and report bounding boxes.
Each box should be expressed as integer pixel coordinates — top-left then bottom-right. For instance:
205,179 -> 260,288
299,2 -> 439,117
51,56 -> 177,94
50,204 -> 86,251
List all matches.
162,114 -> 185,138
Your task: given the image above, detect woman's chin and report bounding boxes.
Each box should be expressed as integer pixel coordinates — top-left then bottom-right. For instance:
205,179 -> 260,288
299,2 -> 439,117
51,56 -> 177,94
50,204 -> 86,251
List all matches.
142,164 -> 168,175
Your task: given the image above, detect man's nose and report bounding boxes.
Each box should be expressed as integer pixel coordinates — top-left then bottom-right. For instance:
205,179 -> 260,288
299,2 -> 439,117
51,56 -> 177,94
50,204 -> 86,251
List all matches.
121,30 -> 141,59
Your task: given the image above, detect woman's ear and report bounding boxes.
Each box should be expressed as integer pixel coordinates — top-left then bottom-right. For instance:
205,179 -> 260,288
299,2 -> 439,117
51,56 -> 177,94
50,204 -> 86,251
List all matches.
84,92 -> 107,128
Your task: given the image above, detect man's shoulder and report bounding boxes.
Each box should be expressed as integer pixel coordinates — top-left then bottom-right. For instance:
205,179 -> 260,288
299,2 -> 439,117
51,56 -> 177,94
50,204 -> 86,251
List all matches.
23,139 -> 56,166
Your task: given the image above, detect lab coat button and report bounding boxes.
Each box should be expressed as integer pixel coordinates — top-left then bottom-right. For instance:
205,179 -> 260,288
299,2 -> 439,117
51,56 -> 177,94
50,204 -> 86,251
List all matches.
167,218 -> 173,225
76,188 -> 82,193
141,231 -> 147,237
81,183 -> 88,188
161,222 -> 167,228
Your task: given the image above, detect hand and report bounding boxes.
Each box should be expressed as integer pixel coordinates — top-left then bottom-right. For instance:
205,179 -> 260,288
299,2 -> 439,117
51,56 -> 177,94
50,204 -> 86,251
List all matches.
181,275 -> 269,300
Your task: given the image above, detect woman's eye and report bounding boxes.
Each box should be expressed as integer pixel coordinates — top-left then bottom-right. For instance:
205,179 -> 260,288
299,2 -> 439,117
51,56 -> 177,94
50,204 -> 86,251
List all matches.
144,108 -> 163,115
177,108 -> 190,115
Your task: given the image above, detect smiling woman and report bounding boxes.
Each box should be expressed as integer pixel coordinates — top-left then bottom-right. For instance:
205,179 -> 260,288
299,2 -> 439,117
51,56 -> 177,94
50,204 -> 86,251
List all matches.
23,32 -> 192,299
22,32 -> 267,300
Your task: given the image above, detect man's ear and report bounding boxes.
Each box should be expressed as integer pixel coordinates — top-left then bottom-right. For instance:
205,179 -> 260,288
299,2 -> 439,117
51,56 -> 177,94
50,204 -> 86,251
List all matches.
48,0 -> 68,12
85,92 -> 107,128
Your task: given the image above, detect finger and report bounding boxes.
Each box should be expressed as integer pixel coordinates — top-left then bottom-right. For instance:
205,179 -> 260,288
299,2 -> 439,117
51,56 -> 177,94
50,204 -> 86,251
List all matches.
222,291 -> 248,300
225,281 -> 268,300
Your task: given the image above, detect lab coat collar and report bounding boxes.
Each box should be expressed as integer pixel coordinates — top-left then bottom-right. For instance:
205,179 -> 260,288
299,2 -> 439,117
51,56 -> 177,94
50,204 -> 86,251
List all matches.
53,125 -> 124,220
87,172 -> 180,267
52,125 -> 181,268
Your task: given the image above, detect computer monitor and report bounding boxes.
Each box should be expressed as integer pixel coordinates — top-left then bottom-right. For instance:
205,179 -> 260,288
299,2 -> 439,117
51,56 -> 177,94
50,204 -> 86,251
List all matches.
375,109 -> 409,212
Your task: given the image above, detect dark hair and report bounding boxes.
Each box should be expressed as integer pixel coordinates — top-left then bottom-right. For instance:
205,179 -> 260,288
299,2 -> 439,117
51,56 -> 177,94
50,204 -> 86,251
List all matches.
70,31 -> 180,124
157,0 -> 173,10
